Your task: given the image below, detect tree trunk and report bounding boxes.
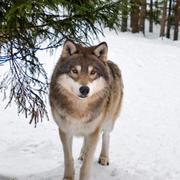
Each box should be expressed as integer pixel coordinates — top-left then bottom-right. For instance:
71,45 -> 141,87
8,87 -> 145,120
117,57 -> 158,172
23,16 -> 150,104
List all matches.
155,0 -> 159,23
121,0 -> 128,32
166,0 -> 173,38
131,0 -> 140,33
174,0 -> 180,40
139,0 -> 147,34
130,0 -> 133,27
149,0 -> 153,32
160,0 -> 167,37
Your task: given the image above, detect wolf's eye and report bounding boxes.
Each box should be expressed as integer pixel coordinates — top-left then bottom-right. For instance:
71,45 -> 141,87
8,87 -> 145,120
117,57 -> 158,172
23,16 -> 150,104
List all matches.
90,70 -> 96,76
71,68 -> 78,74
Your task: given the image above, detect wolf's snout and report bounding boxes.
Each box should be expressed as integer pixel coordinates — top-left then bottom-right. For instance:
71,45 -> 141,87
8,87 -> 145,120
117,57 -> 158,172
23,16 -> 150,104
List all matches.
79,86 -> 90,97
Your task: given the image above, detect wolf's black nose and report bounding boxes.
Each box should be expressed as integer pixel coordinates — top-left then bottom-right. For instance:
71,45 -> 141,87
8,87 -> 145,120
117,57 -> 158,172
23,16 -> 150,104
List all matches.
79,86 -> 90,97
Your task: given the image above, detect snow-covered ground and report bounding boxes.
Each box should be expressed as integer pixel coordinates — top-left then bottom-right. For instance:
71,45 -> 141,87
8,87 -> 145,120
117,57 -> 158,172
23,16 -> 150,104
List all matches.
0,31 -> 180,180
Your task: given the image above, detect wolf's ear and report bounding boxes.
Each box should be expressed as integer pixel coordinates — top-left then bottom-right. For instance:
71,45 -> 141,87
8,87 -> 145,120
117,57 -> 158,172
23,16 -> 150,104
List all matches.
61,40 -> 77,58
93,42 -> 108,62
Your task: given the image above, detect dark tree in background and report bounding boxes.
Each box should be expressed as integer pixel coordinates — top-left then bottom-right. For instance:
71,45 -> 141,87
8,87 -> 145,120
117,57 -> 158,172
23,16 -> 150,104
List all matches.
139,0 -> 147,34
174,0 -> 180,40
149,0 -> 154,32
0,0 -> 123,126
166,0 -> 173,38
131,0 -> 141,33
121,0 -> 128,32
160,0 -> 168,37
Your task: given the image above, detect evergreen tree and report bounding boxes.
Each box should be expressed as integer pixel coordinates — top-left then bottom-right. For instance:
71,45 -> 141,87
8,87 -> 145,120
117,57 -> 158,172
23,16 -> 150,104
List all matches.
174,0 -> 180,40
166,0 -> 173,38
121,0 -> 128,32
149,0 -> 154,32
131,0 -> 141,33
0,0 -> 122,126
160,0 -> 168,37
139,0 -> 147,34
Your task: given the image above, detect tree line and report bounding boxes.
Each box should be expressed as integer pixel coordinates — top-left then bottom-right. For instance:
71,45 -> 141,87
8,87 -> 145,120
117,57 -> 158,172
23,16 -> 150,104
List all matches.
120,0 -> 180,40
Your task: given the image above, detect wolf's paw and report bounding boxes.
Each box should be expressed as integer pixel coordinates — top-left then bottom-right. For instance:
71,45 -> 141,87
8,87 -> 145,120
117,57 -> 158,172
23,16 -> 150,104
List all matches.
78,154 -> 85,161
78,156 -> 84,161
78,152 -> 85,161
98,156 -> 109,166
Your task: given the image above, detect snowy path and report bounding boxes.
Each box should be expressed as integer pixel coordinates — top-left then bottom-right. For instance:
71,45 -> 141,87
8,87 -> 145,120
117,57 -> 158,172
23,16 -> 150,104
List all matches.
0,32 -> 180,180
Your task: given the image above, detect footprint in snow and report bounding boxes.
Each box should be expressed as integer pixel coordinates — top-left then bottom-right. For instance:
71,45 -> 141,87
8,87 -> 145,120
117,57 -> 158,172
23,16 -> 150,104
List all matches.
111,168 -> 118,177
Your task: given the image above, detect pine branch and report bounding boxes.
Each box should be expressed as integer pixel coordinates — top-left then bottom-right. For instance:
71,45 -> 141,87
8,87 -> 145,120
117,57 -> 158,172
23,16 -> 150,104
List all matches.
0,0 -> 122,126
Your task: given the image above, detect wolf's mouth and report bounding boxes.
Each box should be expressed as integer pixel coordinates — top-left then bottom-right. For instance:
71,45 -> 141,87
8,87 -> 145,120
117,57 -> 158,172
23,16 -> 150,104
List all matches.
78,95 -> 88,99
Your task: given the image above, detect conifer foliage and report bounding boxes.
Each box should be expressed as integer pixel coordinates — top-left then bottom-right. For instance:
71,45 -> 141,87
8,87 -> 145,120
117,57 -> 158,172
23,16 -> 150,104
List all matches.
0,0 -> 122,126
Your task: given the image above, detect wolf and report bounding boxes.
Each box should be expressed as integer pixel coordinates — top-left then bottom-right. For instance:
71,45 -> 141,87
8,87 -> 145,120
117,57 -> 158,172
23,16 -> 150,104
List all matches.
49,40 -> 123,180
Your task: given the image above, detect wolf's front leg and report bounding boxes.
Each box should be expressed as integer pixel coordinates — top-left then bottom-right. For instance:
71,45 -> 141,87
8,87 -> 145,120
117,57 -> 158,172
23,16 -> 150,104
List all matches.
98,131 -> 110,166
79,128 -> 100,180
59,128 -> 74,180
78,137 -> 87,161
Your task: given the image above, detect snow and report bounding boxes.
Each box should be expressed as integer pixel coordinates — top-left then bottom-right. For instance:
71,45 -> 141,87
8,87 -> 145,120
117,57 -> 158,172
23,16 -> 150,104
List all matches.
0,31 -> 180,180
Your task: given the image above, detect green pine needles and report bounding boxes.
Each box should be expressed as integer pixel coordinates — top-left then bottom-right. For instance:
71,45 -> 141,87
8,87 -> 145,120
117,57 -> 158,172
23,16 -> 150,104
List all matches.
0,0 -> 122,126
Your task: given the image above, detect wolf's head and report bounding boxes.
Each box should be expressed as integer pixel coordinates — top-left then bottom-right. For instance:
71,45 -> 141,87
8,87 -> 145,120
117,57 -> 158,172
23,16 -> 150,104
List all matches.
55,40 -> 109,99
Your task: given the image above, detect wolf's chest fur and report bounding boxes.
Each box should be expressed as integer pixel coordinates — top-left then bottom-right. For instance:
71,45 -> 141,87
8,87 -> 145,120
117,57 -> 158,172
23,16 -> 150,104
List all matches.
52,91 -> 108,136
54,110 -> 104,136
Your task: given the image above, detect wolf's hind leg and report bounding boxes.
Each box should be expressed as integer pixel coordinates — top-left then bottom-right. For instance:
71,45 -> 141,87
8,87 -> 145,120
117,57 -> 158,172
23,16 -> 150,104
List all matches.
98,131 -> 110,166
59,129 -> 74,180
